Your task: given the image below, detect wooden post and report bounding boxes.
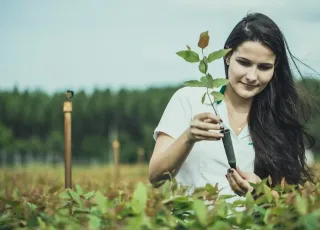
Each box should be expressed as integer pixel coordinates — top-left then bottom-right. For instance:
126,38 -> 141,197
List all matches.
112,140 -> 120,181
137,147 -> 144,164
63,90 -> 74,189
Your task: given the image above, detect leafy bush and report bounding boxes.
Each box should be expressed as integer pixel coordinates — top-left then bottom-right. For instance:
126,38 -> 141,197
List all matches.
0,164 -> 319,230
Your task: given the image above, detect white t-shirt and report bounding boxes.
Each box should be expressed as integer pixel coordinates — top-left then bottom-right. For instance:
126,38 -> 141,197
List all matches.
153,86 -> 256,200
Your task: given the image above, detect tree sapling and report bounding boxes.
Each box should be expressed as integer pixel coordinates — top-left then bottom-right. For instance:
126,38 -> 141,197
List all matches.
176,31 -> 236,168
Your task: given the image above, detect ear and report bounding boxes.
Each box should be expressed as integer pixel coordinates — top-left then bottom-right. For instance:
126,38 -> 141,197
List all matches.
225,55 -> 230,65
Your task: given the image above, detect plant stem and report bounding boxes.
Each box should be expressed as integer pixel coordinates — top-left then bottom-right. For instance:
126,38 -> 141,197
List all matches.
202,48 -> 225,128
206,88 -> 218,116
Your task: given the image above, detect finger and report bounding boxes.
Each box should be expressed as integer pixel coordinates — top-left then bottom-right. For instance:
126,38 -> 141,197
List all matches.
194,135 -> 221,141
226,174 -> 243,194
204,118 -> 223,125
236,167 -> 248,179
192,120 -> 221,131
227,169 -> 247,193
191,128 -> 224,139
233,190 -> 244,197
230,169 -> 250,191
226,172 -> 246,194
194,113 -> 222,123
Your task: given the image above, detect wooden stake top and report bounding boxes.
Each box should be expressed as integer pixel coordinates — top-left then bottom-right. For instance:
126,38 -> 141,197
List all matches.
112,140 -> 120,149
66,90 -> 74,101
63,90 -> 74,113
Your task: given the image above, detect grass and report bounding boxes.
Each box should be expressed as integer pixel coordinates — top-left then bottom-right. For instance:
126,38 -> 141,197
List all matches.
0,163 -> 149,193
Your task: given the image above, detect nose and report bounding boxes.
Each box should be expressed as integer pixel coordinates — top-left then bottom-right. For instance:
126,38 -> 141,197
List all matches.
245,67 -> 258,83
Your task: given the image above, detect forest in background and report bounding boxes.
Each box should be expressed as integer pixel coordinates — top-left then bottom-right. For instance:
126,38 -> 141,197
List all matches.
0,77 -> 320,165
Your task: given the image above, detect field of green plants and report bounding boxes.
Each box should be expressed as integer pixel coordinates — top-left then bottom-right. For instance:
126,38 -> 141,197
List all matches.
0,163 -> 319,230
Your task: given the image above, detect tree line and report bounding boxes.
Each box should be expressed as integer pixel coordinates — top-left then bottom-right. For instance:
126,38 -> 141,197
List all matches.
1,77 -> 320,165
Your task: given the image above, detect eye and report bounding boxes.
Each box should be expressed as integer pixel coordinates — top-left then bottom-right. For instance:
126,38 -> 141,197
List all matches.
237,59 -> 251,67
258,65 -> 273,71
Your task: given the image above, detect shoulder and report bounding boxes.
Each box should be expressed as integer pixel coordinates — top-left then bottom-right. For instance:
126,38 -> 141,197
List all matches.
172,86 -> 221,108
172,86 -> 208,102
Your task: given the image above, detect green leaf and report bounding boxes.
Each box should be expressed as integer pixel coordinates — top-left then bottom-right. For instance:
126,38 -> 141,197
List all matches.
212,78 -> 228,88
27,215 -> 39,228
170,177 -> 178,193
12,188 -> 20,199
176,50 -> 200,63
68,189 -> 83,208
236,213 -> 254,228
204,183 -> 219,195
210,91 -> 224,102
131,182 -> 148,214
198,60 -> 208,74
295,194 -> 308,215
26,202 -> 37,211
37,217 -> 47,229
207,48 -> 232,63
263,208 -> 271,224
245,192 -> 255,207
218,194 -> 237,200
254,205 -> 267,217
92,191 -> 108,214
0,213 -> 11,223
59,190 -> 71,199
183,80 -> 203,87
90,206 -> 100,215
57,208 -> 69,216
84,191 -> 96,200
124,215 -> 143,230
124,214 -> 152,230
203,56 -> 208,64
216,201 -> 228,219
209,220 -> 231,230
298,213 -> 319,230
201,93 -> 206,104
193,199 -> 208,226
75,184 -> 83,195
88,214 -> 101,229
263,185 -> 273,202
200,74 -> 214,88
162,195 -> 191,205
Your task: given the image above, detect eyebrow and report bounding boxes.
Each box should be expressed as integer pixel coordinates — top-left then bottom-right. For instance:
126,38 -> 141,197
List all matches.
237,57 -> 274,66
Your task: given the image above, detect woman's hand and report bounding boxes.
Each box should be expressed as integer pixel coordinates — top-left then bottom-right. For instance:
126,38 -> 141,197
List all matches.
226,167 -> 262,196
186,112 -> 224,143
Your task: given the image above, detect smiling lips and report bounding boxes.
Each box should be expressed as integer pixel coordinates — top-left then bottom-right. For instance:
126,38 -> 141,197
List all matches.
241,82 -> 258,87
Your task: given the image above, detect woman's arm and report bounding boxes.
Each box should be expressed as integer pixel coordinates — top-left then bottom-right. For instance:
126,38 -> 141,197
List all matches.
148,130 -> 195,187
149,113 -> 224,188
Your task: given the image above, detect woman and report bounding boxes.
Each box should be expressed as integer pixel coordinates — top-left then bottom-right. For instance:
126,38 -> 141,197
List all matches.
148,12 -> 316,198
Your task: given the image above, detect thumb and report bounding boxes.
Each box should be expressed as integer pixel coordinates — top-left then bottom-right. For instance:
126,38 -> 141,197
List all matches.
236,167 -> 248,180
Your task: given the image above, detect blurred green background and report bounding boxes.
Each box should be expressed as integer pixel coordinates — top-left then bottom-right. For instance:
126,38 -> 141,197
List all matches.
0,78 -> 319,167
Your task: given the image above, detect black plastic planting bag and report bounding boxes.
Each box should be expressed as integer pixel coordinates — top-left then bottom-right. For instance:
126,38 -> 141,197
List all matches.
221,128 -> 236,168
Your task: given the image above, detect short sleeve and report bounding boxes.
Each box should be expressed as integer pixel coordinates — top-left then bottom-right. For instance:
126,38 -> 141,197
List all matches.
153,87 -> 192,140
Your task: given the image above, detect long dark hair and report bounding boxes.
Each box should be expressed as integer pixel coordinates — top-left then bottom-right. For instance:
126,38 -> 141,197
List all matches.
223,12 -> 317,186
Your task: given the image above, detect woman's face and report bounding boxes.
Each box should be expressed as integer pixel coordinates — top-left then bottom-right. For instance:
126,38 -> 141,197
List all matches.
225,41 -> 276,99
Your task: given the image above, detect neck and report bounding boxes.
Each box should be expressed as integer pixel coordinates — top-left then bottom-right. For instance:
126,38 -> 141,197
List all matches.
224,84 -> 252,114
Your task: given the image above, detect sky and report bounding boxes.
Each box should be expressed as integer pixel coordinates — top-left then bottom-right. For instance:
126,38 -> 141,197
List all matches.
1,0 -> 320,94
